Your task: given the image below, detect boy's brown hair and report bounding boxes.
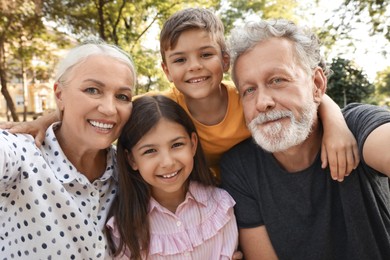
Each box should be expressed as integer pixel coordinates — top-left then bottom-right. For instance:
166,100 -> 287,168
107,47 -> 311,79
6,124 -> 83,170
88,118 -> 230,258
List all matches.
159,7 -> 227,64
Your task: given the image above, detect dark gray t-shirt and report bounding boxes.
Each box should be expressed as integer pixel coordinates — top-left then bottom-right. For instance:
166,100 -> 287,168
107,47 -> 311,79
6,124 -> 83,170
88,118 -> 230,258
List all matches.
221,103 -> 390,260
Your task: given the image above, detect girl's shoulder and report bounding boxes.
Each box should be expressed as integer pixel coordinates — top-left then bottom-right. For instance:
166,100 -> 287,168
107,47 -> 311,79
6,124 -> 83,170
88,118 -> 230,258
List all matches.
189,181 -> 236,208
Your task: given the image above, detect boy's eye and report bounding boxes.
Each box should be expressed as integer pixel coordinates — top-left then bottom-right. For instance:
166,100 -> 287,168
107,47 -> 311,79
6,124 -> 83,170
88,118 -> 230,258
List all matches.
173,58 -> 185,63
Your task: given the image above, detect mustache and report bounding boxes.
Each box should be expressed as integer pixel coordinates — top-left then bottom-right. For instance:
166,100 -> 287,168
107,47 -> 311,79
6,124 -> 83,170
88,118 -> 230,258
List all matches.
250,110 -> 294,125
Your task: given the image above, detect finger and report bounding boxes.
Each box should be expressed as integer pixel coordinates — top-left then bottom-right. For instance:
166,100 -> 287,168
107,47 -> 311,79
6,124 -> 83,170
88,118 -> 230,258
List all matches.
232,251 -> 243,260
336,151 -> 347,182
0,122 -> 16,129
320,143 -> 328,169
35,132 -> 45,147
327,150 -> 339,181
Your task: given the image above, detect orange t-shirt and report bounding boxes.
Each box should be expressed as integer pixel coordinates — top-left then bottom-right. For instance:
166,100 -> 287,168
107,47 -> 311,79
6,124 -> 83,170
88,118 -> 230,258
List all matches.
159,82 -> 251,180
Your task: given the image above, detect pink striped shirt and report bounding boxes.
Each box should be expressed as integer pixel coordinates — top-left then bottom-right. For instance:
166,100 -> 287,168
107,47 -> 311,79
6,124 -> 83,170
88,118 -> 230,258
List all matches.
107,181 -> 238,259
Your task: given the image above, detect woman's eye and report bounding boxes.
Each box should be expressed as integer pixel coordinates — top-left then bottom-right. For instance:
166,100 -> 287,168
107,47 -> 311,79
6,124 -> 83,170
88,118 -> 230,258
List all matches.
201,53 -> 213,58
84,87 -> 99,95
116,94 -> 131,102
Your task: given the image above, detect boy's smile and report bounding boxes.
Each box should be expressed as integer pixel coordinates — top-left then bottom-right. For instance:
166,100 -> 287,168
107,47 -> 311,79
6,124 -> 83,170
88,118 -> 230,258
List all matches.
162,28 -> 229,101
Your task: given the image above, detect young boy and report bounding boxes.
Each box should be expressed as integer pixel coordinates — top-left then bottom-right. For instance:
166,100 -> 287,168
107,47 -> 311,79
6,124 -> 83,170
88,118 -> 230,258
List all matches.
1,8 -> 358,182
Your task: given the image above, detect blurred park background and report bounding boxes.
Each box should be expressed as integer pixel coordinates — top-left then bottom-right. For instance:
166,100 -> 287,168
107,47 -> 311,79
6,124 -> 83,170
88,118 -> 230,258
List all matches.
0,0 -> 389,122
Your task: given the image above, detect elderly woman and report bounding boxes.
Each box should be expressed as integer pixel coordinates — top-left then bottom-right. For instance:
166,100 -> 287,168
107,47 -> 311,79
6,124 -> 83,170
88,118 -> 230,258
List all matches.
0,41 -> 136,258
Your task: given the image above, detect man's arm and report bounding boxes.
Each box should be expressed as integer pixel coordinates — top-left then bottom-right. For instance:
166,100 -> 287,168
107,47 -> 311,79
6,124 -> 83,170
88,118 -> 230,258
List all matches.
239,226 -> 278,260
363,122 -> 390,177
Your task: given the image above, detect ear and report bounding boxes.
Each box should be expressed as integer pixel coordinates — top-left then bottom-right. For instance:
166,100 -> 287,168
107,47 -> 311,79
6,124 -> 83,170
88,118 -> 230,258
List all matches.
125,149 -> 138,171
190,132 -> 198,157
54,82 -> 64,111
161,62 -> 173,82
312,67 -> 327,103
222,51 -> 230,73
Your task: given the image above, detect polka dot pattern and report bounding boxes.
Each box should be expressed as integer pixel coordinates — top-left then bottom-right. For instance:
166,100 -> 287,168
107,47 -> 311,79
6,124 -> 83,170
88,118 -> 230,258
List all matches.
0,123 -> 118,259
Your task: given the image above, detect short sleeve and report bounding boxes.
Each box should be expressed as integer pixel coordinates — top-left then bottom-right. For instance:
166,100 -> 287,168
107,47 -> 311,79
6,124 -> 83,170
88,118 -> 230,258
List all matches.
343,103 -> 390,162
220,139 -> 264,228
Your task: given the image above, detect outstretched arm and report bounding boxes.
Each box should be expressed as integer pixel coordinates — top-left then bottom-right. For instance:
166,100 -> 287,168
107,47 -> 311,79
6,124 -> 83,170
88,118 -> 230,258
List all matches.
363,122 -> 390,177
0,111 -> 58,146
318,94 -> 359,182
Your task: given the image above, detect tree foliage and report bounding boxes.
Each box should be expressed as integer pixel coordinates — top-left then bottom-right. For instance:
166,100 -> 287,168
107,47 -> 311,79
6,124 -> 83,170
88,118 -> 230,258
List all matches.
375,66 -> 390,96
0,0 -> 45,121
327,57 -> 375,107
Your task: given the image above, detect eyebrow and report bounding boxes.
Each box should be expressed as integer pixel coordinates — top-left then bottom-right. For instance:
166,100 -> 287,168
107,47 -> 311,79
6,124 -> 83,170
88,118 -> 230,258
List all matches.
83,79 -> 133,92
168,45 -> 218,58
135,136 -> 188,151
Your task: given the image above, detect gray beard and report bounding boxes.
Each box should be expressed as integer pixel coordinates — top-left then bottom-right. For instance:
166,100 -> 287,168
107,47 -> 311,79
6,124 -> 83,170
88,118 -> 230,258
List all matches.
248,100 -> 317,152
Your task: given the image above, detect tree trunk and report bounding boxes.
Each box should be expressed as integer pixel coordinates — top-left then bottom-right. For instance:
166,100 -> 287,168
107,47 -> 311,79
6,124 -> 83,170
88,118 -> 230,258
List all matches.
0,70 -> 19,122
0,38 -> 19,122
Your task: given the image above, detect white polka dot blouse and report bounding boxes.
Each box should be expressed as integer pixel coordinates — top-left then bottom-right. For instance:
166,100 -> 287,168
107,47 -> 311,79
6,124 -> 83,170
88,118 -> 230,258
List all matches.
0,123 -> 118,259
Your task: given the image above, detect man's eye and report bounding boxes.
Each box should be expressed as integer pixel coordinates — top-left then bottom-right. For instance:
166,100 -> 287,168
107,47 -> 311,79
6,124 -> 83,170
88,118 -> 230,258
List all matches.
243,87 -> 256,97
271,78 -> 284,84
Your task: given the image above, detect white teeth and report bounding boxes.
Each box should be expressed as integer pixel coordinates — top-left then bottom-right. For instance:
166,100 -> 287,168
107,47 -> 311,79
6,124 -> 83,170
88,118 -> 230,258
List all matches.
188,77 -> 207,83
161,171 -> 178,178
89,120 -> 114,129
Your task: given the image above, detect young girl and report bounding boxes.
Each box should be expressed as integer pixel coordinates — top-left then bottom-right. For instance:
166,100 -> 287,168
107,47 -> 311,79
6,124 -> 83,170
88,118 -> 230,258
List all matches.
106,95 -> 238,259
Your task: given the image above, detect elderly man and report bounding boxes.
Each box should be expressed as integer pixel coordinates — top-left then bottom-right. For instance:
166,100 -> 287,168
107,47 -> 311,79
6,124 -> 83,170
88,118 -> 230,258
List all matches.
221,19 -> 390,260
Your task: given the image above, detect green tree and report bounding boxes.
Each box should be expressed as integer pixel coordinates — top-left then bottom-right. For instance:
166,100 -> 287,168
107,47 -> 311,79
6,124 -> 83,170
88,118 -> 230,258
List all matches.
327,57 -> 375,107
0,0 -> 46,121
41,0 -> 221,94
0,0 -> 69,121
375,66 -> 390,96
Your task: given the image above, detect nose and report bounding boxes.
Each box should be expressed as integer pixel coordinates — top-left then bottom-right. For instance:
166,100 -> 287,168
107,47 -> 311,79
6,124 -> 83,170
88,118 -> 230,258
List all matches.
255,88 -> 275,112
188,57 -> 203,71
159,150 -> 175,169
98,96 -> 117,116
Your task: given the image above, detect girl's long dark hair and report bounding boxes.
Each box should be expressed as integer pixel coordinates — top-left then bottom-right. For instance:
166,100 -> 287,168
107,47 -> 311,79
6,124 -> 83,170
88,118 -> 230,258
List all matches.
106,95 -> 215,259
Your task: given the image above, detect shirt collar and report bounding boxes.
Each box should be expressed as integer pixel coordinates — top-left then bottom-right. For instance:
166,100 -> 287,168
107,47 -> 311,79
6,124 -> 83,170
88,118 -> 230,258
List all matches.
148,181 -> 210,213
40,123 -> 117,185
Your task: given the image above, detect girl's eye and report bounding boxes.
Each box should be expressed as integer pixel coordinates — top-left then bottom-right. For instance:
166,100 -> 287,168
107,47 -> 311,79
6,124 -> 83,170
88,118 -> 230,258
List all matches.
143,148 -> 156,155
116,94 -> 131,102
172,142 -> 184,148
84,87 -> 99,94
